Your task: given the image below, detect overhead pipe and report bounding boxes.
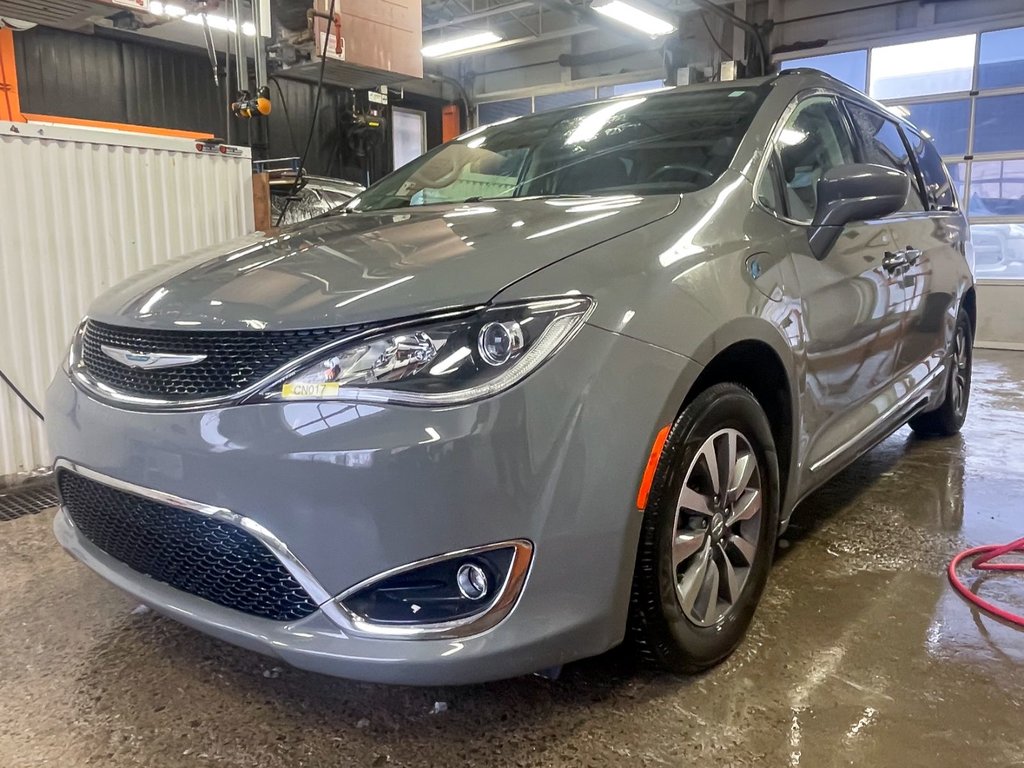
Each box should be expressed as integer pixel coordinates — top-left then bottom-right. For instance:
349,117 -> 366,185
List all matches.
558,40 -> 661,68
424,72 -> 475,130
690,0 -> 770,75
231,0 -> 248,93
252,0 -> 268,90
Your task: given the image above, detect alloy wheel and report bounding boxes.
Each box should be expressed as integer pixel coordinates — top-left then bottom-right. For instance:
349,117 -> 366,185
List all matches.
671,428 -> 763,627
951,325 -> 970,417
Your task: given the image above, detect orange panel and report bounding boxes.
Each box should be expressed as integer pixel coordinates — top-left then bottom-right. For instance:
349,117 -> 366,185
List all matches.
442,103 -> 461,143
0,28 -> 25,122
21,113 -> 214,140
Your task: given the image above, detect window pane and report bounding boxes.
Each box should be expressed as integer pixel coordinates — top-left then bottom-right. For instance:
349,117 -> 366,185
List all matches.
869,34 -> 976,99
972,224 -> 1024,279
893,99 -> 970,157
598,80 -> 666,98
969,159 -> 1024,217
979,26 -> 1024,90
478,98 -> 532,125
780,50 -> 868,91
776,97 -> 857,221
905,129 -> 956,210
535,89 -> 596,113
974,94 -> 1024,154
846,102 -> 925,211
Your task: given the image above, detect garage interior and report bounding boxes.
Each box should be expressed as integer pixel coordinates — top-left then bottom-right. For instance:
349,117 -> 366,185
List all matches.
2,0 -> 1024,765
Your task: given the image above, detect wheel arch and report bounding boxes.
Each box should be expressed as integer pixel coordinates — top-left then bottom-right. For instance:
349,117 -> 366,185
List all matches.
674,320 -> 800,528
962,285 -> 977,339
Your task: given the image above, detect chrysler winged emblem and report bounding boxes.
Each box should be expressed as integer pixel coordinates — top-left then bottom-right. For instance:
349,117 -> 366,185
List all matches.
101,345 -> 207,370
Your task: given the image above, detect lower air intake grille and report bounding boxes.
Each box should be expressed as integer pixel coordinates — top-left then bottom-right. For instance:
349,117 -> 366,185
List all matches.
57,470 -> 320,622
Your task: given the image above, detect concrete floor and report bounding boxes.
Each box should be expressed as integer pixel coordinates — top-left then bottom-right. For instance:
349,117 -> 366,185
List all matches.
2,350 -> 1023,768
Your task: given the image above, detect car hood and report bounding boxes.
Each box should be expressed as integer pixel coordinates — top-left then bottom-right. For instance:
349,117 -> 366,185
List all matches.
87,195 -> 679,331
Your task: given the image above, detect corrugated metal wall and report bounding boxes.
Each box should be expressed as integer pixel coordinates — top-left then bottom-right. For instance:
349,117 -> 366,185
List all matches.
15,26 -> 227,137
13,26 -> 447,182
0,122 -> 254,478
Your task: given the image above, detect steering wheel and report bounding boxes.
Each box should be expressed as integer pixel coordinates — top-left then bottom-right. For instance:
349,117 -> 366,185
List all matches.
648,164 -> 716,184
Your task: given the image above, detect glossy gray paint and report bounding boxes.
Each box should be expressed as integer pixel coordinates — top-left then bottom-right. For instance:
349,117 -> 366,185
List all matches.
47,71 -> 974,684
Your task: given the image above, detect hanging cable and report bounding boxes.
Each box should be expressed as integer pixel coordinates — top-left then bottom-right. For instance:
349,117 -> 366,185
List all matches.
701,12 -> 732,61
275,0 -> 337,227
269,77 -> 300,157
0,368 -> 44,422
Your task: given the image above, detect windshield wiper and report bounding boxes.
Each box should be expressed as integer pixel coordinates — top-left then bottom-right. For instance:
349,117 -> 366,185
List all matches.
461,194 -> 594,203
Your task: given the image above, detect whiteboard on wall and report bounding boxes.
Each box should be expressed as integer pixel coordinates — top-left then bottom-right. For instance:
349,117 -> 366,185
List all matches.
392,107 -> 427,171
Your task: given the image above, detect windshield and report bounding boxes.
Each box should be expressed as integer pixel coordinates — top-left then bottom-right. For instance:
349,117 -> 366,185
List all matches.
351,84 -> 770,212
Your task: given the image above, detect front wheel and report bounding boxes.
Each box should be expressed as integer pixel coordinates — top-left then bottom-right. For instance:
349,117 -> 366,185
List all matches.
909,307 -> 973,437
628,383 -> 780,673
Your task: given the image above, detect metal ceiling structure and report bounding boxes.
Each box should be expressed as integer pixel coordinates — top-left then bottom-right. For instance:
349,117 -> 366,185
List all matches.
0,0 -> 741,68
420,0 -> 698,50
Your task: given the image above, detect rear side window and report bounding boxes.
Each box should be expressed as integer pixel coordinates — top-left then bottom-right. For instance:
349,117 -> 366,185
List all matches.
773,96 -> 857,222
905,129 -> 958,210
845,102 -> 926,212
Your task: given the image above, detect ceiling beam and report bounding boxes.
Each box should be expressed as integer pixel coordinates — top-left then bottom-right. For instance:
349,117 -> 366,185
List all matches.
423,1 -> 538,31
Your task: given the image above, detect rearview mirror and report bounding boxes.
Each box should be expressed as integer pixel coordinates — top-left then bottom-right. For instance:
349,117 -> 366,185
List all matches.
808,164 -> 910,259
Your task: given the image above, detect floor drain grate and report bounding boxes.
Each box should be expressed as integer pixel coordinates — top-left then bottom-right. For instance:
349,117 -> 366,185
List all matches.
0,479 -> 59,522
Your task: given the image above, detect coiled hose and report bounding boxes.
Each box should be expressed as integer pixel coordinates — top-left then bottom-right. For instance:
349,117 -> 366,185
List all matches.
949,537 -> 1024,627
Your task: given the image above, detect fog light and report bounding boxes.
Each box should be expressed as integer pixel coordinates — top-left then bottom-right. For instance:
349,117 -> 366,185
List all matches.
456,563 -> 489,600
335,541 -> 532,633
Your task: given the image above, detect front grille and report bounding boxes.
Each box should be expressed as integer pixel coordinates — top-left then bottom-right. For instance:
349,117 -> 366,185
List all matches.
80,320 -> 354,400
57,470 -> 320,622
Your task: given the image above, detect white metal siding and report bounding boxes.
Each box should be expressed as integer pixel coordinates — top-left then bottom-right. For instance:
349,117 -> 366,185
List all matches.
0,123 -> 254,478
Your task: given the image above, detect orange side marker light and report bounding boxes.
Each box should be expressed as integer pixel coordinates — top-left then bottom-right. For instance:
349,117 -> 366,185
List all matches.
636,424 -> 671,510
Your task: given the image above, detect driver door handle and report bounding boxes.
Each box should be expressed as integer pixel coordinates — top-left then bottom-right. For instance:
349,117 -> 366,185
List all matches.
882,251 -> 908,275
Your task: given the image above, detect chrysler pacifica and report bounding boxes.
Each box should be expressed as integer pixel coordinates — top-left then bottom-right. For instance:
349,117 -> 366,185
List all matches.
48,69 -> 974,684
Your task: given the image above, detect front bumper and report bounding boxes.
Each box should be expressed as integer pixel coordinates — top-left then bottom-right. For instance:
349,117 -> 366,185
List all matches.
47,324 -> 699,684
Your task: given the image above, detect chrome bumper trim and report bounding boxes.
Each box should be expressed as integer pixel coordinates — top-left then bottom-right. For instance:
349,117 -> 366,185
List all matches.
332,540 -> 534,640
54,458 -> 337,607
54,459 -> 533,641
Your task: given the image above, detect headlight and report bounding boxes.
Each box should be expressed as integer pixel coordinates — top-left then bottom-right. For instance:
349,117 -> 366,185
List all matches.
62,318 -> 88,375
261,296 -> 593,406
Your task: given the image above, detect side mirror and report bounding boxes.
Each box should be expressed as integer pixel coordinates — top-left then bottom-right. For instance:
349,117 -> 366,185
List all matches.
808,164 -> 910,259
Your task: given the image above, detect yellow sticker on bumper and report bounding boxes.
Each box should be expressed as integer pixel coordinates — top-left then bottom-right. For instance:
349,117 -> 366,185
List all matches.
281,382 -> 340,399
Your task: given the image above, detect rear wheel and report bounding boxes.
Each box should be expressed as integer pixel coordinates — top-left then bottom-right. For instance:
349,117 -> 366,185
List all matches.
629,384 -> 780,673
909,308 -> 972,437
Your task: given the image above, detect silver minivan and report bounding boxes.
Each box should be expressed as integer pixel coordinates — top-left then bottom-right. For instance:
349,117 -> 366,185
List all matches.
48,70 -> 974,685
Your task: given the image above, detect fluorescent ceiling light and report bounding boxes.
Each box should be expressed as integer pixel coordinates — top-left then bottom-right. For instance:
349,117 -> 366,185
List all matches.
422,31 -> 502,58
182,12 -> 255,36
150,2 -> 253,35
149,1 -> 185,16
593,1 -> 676,37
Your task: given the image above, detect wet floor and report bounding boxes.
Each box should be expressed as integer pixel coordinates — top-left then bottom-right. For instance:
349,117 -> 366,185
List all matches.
2,350 -> 1023,767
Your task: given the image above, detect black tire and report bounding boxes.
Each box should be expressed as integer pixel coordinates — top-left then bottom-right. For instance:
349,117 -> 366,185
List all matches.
628,383 -> 780,673
909,308 -> 973,437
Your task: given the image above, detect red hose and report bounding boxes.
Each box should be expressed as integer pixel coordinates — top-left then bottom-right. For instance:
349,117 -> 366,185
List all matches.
948,536 -> 1024,627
